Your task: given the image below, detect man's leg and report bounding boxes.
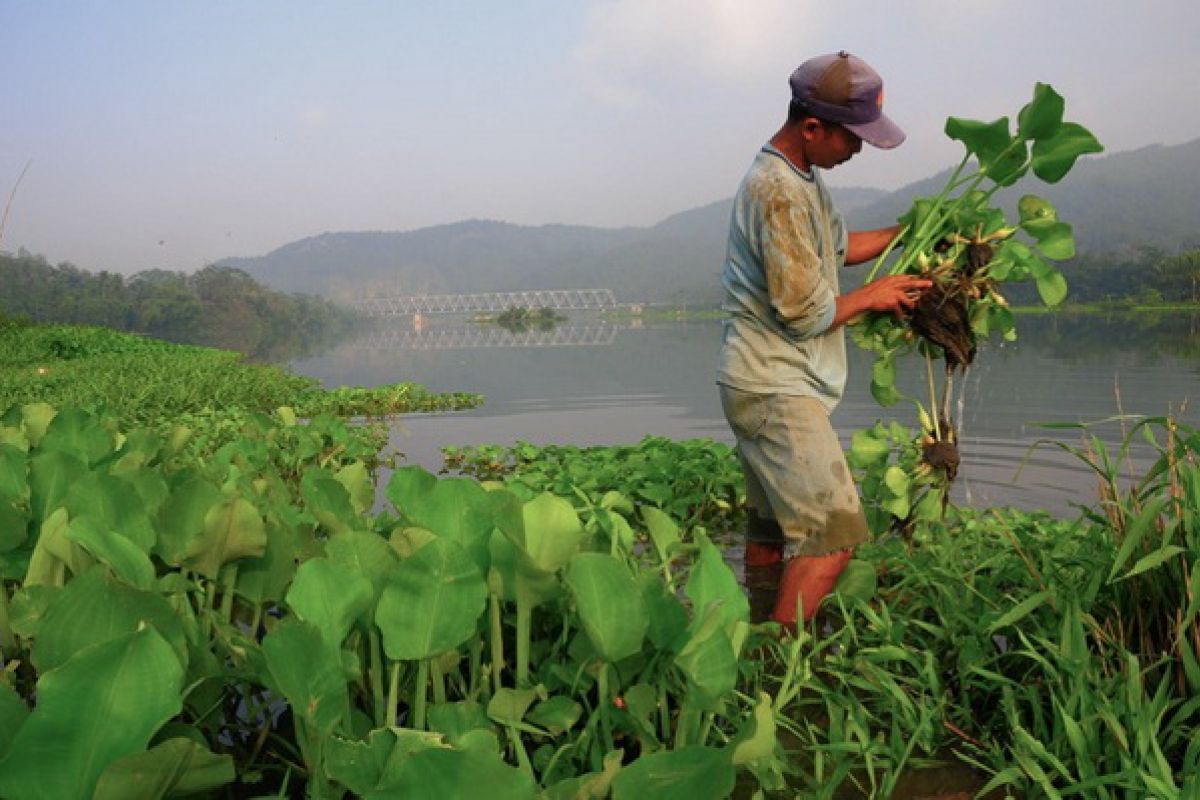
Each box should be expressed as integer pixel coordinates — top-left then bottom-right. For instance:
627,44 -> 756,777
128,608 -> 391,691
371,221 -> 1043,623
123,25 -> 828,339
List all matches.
731,393 -> 869,629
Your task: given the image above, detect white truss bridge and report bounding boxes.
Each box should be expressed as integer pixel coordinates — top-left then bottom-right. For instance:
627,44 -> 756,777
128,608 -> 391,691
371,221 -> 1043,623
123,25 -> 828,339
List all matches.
355,323 -> 621,350
352,289 -> 618,317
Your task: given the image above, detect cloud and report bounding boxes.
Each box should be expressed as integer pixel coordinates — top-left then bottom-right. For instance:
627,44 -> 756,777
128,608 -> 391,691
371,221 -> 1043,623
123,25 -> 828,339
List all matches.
573,0 -> 825,104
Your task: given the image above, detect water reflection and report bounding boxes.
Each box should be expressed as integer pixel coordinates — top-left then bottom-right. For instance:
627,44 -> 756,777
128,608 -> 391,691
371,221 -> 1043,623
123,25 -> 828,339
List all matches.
291,311 -> 1198,515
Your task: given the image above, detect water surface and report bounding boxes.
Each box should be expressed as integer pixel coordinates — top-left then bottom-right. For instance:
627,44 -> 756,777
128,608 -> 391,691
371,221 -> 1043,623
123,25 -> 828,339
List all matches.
292,311 -> 1198,516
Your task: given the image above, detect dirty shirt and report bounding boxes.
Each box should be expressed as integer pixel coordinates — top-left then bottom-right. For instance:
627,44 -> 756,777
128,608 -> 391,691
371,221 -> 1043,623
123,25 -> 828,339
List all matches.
716,145 -> 849,410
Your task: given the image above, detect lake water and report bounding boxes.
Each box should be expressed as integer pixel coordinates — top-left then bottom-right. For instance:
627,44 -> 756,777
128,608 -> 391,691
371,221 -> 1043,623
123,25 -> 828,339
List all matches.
292,311 -> 1199,517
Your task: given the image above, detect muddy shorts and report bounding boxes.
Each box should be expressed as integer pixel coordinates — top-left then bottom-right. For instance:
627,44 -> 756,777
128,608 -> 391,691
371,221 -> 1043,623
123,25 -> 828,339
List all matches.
719,384 -> 868,558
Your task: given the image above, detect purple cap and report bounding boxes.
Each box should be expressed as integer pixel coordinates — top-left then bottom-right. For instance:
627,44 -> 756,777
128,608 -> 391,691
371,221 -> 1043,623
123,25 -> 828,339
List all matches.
789,51 -> 905,149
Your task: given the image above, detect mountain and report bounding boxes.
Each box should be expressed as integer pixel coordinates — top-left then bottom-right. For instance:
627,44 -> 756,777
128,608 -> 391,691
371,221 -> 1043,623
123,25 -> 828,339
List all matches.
220,139 -> 1200,305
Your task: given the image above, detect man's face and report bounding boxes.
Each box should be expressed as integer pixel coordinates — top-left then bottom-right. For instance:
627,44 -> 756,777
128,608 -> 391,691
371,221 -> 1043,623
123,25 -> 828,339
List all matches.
807,120 -> 863,169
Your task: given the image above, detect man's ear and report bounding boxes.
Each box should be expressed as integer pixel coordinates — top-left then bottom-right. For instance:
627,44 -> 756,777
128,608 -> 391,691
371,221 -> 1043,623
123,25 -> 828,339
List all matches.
799,117 -> 823,140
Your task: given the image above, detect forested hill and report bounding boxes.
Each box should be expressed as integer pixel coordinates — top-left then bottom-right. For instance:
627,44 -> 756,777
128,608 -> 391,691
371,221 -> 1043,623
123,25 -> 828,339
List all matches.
219,138 -> 1199,306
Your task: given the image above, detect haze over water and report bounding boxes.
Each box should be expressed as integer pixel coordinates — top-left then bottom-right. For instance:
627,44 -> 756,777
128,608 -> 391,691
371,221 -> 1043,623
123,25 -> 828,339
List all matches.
292,312 -> 1199,517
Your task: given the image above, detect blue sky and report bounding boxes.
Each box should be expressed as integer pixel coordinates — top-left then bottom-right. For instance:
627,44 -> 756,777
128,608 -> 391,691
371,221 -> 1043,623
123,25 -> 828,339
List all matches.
2,1 -> 1198,272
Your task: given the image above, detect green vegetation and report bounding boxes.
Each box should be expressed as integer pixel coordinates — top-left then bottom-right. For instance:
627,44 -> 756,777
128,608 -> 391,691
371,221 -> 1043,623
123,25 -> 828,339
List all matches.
442,438 -> 744,531
491,306 -> 568,332
854,84 -> 1102,527
0,320 -> 482,459
1,250 -> 359,360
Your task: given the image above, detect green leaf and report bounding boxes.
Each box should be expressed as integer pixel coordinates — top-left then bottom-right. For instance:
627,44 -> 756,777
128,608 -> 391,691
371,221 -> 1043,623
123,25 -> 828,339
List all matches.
833,559 -> 877,604
64,516 -> 155,590
262,618 -> 350,736
730,692 -> 777,765
1122,545 -> 1186,580
565,552 -> 648,662
0,628 -> 184,800
487,687 -> 539,727
326,729 -> 397,796
639,572 -> 689,651
1017,83 -> 1065,140
335,460 -> 374,515
1031,122 -> 1103,183
641,506 -> 681,565
988,589 -> 1053,632
684,533 -> 749,627
326,529 -> 399,600
92,737 -> 235,800
675,605 -> 737,711
1035,267 -> 1069,307
368,747 -> 537,800
375,536 -> 487,661
183,496 -> 267,580
234,521 -> 298,606
0,683 -> 29,761
154,478 -> 222,567
38,406 -> 115,465
526,696 -> 582,736
611,745 -> 735,800
945,116 -> 1027,185
848,429 -> 890,469
286,558 -> 375,650
387,468 -> 497,574
519,492 -> 583,574
32,566 -> 188,674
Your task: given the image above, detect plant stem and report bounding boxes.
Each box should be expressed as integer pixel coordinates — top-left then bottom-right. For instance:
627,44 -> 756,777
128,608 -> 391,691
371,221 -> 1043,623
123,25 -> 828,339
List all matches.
369,629 -> 386,726
596,663 -> 616,755
386,661 -> 401,727
219,563 -> 238,625
516,585 -> 532,688
924,350 -> 942,441
0,581 -> 16,657
489,591 -> 505,694
413,659 -> 430,730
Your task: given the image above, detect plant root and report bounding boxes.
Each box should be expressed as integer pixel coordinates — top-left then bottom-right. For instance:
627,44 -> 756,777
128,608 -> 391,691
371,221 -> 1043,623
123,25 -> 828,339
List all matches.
909,282 -> 976,370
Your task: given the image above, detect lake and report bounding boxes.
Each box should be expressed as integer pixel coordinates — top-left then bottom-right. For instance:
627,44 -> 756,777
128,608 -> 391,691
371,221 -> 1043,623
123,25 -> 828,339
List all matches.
292,310 -> 1199,517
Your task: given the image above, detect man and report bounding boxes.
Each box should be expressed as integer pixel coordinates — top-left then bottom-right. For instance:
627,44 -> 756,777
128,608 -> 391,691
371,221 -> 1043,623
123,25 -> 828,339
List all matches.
717,51 -> 931,629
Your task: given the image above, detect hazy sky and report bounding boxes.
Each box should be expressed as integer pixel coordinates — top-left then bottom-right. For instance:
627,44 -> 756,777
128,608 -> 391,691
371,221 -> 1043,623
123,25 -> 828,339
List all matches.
2,1 -> 1198,273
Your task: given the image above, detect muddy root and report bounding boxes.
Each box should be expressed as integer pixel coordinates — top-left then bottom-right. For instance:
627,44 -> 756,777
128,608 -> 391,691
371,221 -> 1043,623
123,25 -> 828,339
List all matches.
922,440 -> 961,483
910,282 -> 976,370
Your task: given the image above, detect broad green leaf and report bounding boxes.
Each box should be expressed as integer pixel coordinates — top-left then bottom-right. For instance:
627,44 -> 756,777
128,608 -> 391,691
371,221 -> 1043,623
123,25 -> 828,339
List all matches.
882,466 -> 911,519
0,683 -> 29,760
1031,122 -> 1103,183
685,533 -> 748,627
611,745 -> 735,800
326,529 -> 399,599
65,516 -> 155,590
0,445 -> 27,503
286,558 -> 374,651
183,495 -> 267,580
428,702 -> 494,743
302,473 -> 359,536
28,450 -> 86,522
234,521 -> 298,605
335,460 -> 374,515
326,729 -> 398,796
520,492 -> 583,574
641,506 -> 681,565
833,559 -> 877,604
63,473 -> 155,552
730,692 -> 777,765
376,536 -> 487,661
154,478 -> 222,566
526,696 -> 582,736
19,403 -> 56,447
38,406 -> 114,465
848,429 -> 890,469
0,502 -> 29,553
262,618 -> 350,736
1017,83 -> 1065,140
945,116 -> 1026,185
32,566 -> 188,673
1035,267 -> 1069,307
369,747 -> 537,800
0,628 -> 184,800
565,552 -> 647,662
675,605 -> 737,711
639,572 -> 689,651
387,468 -> 495,573
92,737 -> 235,800
487,687 -> 539,727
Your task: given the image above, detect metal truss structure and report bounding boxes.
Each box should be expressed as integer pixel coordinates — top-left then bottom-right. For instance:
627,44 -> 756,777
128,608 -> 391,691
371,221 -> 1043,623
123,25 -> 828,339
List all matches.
352,289 -> 618,317
354,323 -> 620,350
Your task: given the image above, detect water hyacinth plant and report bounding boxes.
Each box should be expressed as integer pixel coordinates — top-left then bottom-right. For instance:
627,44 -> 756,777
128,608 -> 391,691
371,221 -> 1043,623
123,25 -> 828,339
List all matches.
853,83 -> 1103,519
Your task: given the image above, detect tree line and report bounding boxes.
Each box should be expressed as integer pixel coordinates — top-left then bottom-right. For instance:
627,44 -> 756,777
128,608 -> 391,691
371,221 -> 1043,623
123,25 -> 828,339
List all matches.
0,249 -> 360,360
1000,246 -> 1200,307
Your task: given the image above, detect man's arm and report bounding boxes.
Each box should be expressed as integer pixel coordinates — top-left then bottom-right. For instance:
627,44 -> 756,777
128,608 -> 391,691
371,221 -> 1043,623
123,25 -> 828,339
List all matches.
830,273 -> 932,330
845,225 -> 903,266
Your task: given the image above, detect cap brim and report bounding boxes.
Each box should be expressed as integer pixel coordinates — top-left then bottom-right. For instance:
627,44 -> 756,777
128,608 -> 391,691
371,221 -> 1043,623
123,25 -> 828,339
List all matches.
844,112 -> 905,149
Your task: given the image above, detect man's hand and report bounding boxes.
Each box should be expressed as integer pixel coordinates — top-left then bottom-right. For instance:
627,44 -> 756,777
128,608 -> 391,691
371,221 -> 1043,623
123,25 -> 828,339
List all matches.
832,274 -> 933,329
